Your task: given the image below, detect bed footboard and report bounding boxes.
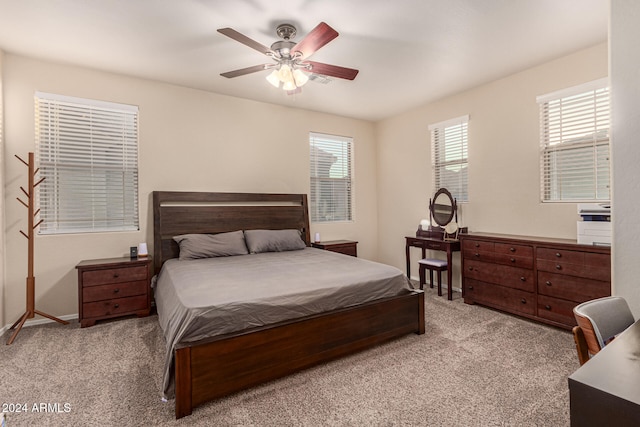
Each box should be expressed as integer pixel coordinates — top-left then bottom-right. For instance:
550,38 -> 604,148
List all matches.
174,289 -> 424,418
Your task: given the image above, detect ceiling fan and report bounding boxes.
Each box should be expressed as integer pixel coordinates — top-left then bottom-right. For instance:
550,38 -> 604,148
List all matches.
217,22 -> 359,94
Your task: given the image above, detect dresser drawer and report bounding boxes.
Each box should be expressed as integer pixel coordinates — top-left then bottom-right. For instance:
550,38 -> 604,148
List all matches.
465,260 -> 533,292
82,265 -> 148,287
495,242 -> 533,258
537,248 -> 585,264
463,259 -> 496,281
83,280 -> 148,303
463,250 -> 496,264
537,295 -> 578,326
537,271 -> 610,302
464,279 -> 535,315
82,295 -> 148,319
536,259 -> 610,282
493,254 -> 533,269
462,239 -> 495,253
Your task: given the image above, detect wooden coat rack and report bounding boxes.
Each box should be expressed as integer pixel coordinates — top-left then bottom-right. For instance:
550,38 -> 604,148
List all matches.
7,152 -> 68,345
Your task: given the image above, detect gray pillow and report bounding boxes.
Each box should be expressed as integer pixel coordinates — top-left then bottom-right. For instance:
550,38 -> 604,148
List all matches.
173,231 -> 248,260
244,229 -> 307,253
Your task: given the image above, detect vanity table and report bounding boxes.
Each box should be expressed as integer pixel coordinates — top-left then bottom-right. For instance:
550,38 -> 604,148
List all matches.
406,188 -> 464,300
405,234 -> 460,300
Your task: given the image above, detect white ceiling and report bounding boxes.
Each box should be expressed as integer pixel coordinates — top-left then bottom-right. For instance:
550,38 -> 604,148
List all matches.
0,0 -> 608,122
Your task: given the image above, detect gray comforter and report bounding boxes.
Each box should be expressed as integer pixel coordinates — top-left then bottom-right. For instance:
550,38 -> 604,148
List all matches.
154,247 -> 412,399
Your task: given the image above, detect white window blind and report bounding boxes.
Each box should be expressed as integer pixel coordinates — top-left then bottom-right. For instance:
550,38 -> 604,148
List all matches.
429,115 -> 469,203
309,132 -> 353,222
538,78 -> 610,202
35,92 -> 139,234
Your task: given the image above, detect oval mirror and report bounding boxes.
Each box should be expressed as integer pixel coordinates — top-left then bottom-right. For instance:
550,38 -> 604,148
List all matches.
431,188 -> 456,227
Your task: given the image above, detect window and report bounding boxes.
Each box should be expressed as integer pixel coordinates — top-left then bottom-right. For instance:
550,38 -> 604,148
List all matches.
35,92 -> 139,234
429,115 -> 469,202
309,132 -> 353,222
538,78 -> 610,202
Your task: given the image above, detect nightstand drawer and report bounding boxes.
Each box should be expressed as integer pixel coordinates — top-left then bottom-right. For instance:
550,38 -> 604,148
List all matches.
82,265 -> 148,287
83,280 -> 148,303
83,295 -> 148,319
312,240 -> 358,257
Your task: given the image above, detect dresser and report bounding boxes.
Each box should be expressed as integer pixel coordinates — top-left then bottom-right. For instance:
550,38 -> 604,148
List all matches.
76,256 -> 153,328
460,233 -> 610,329
312,240 -> 358,257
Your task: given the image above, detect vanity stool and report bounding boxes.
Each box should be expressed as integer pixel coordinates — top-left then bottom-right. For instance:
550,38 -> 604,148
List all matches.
418,258 -> 448,297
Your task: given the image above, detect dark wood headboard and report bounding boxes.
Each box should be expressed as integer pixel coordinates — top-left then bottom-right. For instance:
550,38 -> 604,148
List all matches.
152,191 -> 311,273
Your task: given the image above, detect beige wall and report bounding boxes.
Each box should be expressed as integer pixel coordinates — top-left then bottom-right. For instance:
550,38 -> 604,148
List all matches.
376,43 -> 608,284
1,54 -> 378,327
611,0 -> 640,317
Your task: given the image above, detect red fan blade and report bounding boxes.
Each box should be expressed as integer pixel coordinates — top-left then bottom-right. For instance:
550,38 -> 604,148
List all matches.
217,28 -> 274,56
306,61 -> 359,80
290,22 -> 339,60
220,64 -> 270,78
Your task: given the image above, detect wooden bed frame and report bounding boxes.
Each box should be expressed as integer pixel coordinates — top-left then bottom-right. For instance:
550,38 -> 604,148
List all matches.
152,191 -> 425,419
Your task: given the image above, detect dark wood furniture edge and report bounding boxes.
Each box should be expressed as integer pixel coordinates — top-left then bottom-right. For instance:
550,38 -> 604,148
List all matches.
152,191 -> 425,419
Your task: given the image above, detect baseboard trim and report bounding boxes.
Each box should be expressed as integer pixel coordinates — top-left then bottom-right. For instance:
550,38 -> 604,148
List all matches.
1,313 -> 78,337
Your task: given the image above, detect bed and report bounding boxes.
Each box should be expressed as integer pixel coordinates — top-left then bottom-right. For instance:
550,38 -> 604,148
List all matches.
152,191 -> 425,418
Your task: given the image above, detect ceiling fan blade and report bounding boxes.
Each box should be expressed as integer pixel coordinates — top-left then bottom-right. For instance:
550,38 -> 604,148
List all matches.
220,64 -> 270,78
306,61 -> 359,80
217,28 -> 274,56
291,22 -> 339,60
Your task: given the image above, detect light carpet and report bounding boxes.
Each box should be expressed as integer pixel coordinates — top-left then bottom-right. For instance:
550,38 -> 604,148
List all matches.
0,287 -> 578,426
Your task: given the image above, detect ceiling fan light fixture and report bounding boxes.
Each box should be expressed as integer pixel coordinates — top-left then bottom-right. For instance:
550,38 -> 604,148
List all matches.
278,64 -> 293,83
292,68 -> 309,87
282,80 -> 297,91
219,22 -> 358,94
266,70 -> 280,88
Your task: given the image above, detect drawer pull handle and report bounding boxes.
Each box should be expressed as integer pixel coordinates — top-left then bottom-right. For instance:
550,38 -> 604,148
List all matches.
468,267 -> 474,271
521,298 -> 527,304
113,273 -> 119,278
520,276 -> 526,282
545,281 -> 552,286
475,243 -> 480,248
114,288 -> 120,293
509,247 -> 515,252
555,264 -> 562,270
510,258 -> 515,263
555,253 -> 562,258
545,305 -> 551,310
114,303 -> 119,309
468,285 -> 474,290
474,253 -> 480,258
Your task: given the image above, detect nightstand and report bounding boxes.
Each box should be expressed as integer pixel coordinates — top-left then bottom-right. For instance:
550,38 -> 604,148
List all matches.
312,240 -> 358,257
76,256 -> 152,328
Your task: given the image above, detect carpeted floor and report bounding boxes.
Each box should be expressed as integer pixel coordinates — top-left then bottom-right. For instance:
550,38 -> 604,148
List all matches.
1,287 -> 578,426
